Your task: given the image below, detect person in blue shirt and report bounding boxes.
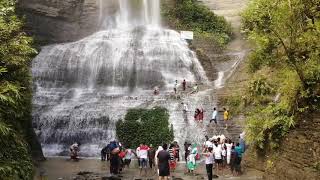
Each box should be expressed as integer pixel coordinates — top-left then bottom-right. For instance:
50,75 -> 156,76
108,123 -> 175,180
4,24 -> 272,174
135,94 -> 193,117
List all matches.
234,143 -> 243,175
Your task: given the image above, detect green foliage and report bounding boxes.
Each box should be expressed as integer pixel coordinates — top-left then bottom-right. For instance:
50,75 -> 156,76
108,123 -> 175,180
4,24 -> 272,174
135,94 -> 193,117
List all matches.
0,122 -> 33,180
162,0 -> 232,45
0,0 -> 38,178
242,0 -> 320,152
248,77 -> 274,97
116,107 -> 174,148
246,104 -> 295,150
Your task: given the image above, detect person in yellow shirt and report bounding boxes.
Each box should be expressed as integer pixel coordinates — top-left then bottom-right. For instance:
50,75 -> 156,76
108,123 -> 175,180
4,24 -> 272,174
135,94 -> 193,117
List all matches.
223,108 -> 229,129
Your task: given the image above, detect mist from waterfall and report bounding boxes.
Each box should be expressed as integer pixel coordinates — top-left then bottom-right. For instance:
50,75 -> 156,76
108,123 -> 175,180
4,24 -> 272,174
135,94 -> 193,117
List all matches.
33,0 -> 209,156
99,0 -> 160,29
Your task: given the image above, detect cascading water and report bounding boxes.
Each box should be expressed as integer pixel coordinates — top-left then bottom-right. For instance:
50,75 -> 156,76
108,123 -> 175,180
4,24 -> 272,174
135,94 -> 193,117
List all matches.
32,0 -> 209,156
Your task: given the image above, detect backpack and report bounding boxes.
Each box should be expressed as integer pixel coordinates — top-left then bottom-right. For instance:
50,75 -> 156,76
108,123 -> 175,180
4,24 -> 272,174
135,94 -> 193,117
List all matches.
195,153 -> 201,160
119,151 -> 126,158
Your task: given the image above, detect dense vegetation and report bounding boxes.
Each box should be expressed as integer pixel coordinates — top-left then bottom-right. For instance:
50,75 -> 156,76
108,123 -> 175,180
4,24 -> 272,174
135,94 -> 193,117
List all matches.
226,0 -> 319,152
0,0 -> 39,179
162,0 -> 232,46
116,107 -> 174,148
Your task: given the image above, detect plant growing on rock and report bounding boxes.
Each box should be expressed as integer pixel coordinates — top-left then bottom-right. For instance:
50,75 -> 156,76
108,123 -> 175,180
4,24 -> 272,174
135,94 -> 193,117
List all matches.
116,107 -> 174,148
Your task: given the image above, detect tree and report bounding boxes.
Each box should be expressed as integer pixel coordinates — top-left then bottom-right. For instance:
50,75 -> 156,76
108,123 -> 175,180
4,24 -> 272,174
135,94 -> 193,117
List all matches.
0,0 -> 38,179
242,0 -> 320,109
116,107 -> 174,148
242,0 -> 320,151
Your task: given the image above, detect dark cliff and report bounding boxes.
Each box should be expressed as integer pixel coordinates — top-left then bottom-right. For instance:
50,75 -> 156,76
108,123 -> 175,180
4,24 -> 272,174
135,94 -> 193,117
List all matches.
18,0 -> 117,44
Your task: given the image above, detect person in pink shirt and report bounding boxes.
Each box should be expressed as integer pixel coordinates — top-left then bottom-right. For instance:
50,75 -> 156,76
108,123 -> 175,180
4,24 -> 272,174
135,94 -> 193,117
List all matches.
138,143 -> 150,176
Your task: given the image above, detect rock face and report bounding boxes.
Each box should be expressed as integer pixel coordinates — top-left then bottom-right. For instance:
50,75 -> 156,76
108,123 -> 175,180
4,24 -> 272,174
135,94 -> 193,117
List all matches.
265,114 -> 320,180
18,0 -> 117,44
244,113 -> 320,180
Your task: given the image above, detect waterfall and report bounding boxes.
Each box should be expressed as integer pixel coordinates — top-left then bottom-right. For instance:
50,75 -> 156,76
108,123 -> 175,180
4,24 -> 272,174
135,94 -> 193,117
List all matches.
33,0 -> 208,156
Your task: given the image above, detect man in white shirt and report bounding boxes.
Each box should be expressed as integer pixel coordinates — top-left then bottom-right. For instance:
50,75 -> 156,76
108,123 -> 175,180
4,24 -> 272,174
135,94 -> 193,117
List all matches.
213,141 -> 223,175
204,136 -> 213,149
210,107 -> 218,125
182,103 -> 189,121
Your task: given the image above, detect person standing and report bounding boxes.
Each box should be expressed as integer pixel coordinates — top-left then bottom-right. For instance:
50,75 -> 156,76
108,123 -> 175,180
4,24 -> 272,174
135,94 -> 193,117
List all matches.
213,141 -> 223,175
168,144 -> 177,171
203,136 -> 213,149
155,146 -> 163,174
230,145 -> 238,176
235,143 -> 243,175
174,80 -> 178,94
139,143 -> 150,176
187,144 -> 198,174
223,108 -> 229,129
173,141 -> 180,161
184,142 -> 190,162
202,147 -> 214,180
109,141 -> 120,175
194,108 -> 201,122
239,132 -> 246,154
136,144 -> 142,167
210,108 -> 218,125
157,144 -> 171,180
148,144 -> 156,169
182,79 -> 187,91
182,103 -> 189,121
225,139 -> 233,165
124,148 -> 135,168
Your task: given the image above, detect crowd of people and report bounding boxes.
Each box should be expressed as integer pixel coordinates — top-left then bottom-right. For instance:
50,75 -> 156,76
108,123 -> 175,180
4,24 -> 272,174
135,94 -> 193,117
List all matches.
98,141 -> 182,179
67,132 -> 246,179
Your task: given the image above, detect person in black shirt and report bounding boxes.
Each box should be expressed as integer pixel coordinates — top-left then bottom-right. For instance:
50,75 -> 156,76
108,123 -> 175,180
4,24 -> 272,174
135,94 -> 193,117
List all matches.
157,143 -> 170,180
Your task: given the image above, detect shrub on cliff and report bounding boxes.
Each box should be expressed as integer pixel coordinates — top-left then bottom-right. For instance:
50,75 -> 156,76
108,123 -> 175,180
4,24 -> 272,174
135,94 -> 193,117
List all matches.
116,107 -> 174,148
0,0 -> 39,179
162,0 -> 232,45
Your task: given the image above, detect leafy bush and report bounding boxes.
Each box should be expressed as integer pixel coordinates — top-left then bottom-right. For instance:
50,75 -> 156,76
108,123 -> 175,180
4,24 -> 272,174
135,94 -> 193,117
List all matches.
116,107 -> 174,148
162,0 -> 232,45
241,0 -> 320,152
248,77 -> 274,97
0,0 -> 39,178
0,122 -> 33,180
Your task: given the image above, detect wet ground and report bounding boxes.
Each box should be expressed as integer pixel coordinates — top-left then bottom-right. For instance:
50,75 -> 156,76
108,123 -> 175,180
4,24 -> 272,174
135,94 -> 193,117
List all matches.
34,157 -> 263,180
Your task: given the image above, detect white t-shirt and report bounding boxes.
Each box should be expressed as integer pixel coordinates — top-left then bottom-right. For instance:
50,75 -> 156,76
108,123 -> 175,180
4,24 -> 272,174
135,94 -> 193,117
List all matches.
136,147 -> 140,158
222,144 -> 226,157
125,149 -> 134,159
139,146 -> 149,159
205,152 -> 214,164
226,143 -> 232,154
204,141 -> 213,148
214,144 -> 222,160
139,149 -> 148,159
183,104 -> 188,111
212,110 -> 217,119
